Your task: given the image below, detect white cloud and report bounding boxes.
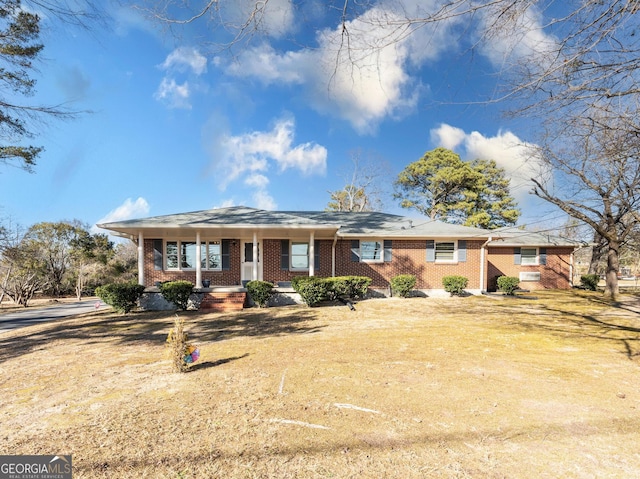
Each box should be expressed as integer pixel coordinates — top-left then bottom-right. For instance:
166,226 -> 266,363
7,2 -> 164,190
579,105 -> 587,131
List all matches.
154,78 -> 191,109
155,47 -> 207,109
476,3 -> 559,73
95,197 -> 150,230
222,0 -> 295,39
245,173 -> 270,188
219,2 -> 462,133
212,199 -> 237,209
430,124 -> 538,201
252,189 -> 278,210
224,45 -> 306,85
430,124 -> 466,150
160,46 -> 208,75
216,117 -> 327,186
205,116 -> 326,207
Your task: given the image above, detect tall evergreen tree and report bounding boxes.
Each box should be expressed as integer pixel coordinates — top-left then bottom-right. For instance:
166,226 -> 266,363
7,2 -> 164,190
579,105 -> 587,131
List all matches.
0,0 -> 44,171
394,147 -> 520,229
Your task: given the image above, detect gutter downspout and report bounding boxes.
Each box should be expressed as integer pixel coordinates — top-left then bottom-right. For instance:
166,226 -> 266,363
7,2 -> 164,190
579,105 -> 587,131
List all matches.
480,236 -> 492,293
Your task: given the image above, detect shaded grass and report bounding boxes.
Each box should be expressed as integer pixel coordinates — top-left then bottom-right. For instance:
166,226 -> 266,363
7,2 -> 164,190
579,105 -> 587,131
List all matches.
1,290 -> 639,478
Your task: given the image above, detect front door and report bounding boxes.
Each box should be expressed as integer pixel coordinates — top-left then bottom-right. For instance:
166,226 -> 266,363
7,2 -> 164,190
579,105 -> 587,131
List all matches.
241,241 -> 262,284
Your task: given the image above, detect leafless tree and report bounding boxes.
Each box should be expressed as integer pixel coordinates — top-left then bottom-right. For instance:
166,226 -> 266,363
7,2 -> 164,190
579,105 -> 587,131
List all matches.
530,114 -> 640,298
326,149 -> 389,212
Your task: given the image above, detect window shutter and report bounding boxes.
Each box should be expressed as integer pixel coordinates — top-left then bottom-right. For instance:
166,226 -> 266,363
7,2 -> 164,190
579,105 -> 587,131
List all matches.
153,240 -> 163,270
383,239 -> 392,262
458,240 -> 467,262
222,240 -> 231,270
514,247 -> 521,265
314,240 -> 320,270
351,240 -> 360,262
426,240 -> 435,262
539,247 -> 547,265
281,240 -> 289,270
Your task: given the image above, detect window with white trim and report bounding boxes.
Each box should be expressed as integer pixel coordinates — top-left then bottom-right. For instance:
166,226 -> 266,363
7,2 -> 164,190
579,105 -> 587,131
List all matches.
291,242 -> 309,270
361,240 -> 383,262
521,248 -> 538,265
435,241 -> 455,262
165,240 -> 222,270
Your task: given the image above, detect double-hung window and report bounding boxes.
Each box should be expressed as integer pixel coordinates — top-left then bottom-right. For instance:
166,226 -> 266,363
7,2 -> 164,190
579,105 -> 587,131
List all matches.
435,241 -> 455,262
165,240 -> 222,270
206,241 -> 222,270
290,242 -> 309,270
181,242 -> 197,269
520,248 -> 538,265
360,240 -> 383,262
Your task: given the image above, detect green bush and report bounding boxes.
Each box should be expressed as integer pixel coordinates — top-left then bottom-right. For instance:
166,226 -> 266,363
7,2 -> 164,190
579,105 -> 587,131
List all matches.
326,276 -> 372,300
246,280 -> 275,307
95,282 -> 145,314
292,276 -> 372,306
293,277 -> 327,307
390,274 -> 417,298
580,274 -> 600,291
497,276 -> 520,295
160,280 -> 194,310
442,275 -> 468,296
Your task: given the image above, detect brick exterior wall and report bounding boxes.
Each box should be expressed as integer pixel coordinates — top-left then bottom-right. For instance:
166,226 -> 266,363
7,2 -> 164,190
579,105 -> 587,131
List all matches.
143,238 -> 574,293
334,239 -> 483,289
143,239 -> 242,287
264,239 -> 484,290
487,246 -> 574,291
262,239 -> 334,283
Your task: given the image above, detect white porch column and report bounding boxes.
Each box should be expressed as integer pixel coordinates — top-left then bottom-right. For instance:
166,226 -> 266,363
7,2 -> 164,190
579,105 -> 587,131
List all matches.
137,231 -> 144,286
309,231 -> 315,277
195,231 -> 203,289
252,232 -> 258,280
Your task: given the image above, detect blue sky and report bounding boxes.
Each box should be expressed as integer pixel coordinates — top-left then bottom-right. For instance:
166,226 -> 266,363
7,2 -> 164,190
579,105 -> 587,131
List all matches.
0,0 -> 566,232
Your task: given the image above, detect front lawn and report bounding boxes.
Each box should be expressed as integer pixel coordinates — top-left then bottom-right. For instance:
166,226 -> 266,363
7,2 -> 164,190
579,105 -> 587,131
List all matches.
1,290 -> 639,478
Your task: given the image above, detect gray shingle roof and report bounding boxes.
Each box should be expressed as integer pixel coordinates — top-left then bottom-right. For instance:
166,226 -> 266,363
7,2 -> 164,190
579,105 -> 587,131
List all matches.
98,206 -> 493,239
98,206 -> 578,247
486,227 -> 584,247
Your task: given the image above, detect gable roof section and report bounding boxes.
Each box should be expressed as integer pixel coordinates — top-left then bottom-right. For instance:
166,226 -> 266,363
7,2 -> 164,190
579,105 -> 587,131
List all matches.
98,206 -> 494,240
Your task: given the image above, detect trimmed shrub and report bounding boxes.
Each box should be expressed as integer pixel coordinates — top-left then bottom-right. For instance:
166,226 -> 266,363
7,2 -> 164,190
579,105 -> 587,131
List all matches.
327,276 -> 372,300
497,276 -> 520,295
580,274 -> 600,291
293,277 -> 327,307
292,276 -> 372,306
391,274 -> 417,298
442,275 -> 468,296
160,280 -> 194,310
95,281 -> 145,314
246,280 -> 275,307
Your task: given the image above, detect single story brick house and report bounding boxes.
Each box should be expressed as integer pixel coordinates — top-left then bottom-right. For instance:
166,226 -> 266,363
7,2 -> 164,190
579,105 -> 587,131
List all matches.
98,206 -> 582,310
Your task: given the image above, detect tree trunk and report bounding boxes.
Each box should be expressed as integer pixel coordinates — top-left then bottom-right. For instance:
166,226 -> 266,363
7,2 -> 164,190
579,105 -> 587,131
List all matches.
604,241 -> 620,299
588,232 -> 607,275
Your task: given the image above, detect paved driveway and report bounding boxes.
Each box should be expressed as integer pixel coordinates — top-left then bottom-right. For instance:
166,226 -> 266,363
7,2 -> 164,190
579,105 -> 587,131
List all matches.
0,299 -> 104,333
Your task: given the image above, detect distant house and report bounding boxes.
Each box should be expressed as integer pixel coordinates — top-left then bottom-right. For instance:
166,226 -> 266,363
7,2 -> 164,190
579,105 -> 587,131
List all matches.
98,206 -> 581,310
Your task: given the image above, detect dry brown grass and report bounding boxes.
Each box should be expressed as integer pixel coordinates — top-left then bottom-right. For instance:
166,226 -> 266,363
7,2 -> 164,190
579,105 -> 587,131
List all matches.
1,290 -> 639,478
